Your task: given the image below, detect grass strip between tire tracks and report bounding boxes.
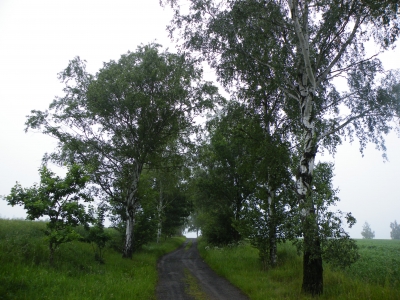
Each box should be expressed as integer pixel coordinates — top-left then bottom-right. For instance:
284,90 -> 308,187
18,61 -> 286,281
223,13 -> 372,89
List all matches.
184,268 -> 209,300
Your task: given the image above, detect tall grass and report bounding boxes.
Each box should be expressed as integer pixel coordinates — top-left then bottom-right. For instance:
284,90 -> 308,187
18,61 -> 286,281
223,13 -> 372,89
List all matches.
343,239 -> 400,287
198,238 -> 400,300
0,219 -> 184,300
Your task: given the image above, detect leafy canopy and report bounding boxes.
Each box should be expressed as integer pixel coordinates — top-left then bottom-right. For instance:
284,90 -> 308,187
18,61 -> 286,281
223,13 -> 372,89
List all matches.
4,164 -> 93,263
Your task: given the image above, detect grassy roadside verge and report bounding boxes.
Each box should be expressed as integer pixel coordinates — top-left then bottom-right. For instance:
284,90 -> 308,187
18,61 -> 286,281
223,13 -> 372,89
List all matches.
0,219 -> 185,300
197,238 -> 400,300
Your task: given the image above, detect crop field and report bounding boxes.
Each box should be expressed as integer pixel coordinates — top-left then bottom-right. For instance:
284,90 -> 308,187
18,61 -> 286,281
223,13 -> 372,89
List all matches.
198,238 -> 400,300
0,219 -> 184,300
344,239 -> 400,287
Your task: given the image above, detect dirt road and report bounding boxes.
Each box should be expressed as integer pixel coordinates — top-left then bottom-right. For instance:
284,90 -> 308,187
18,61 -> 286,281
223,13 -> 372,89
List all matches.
156,238 -> 249,300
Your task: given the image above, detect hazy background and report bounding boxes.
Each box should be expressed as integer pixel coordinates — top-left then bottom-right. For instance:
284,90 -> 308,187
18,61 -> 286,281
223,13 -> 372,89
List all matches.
1,0 -> 399,239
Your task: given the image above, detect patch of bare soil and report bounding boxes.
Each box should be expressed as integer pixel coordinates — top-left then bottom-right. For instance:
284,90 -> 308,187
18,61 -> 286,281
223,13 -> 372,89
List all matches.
156,238 -> 249,300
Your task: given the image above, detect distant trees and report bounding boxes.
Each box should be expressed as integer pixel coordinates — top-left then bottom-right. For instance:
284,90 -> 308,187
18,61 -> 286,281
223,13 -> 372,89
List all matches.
138,166 -> 191,243
390,221 -> 400,239
361,222 -> 375,239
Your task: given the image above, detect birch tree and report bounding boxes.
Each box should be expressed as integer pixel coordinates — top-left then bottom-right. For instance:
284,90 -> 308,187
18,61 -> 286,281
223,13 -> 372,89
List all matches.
25,44 -> 220,258
162,0 -> 400,294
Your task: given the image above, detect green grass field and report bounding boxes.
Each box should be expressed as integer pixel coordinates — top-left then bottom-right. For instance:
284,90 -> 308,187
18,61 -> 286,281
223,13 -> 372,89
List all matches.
0,219 -> 185,300
2,218 -> 399,300
344,239 -> 400,287
198,238 -> 400,300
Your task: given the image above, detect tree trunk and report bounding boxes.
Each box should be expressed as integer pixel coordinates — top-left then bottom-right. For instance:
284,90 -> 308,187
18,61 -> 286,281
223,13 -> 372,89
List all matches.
122,163 -> 142,258
295,113 -> 323,294
295,114 -> 323,294
267,188 -> 277,267
294,67 -> 323,294
156,183 -> 163,244
302,214 -> 323,296
156,216 -> 162,244
123,210 -> 135,258
269,225 -> 277,267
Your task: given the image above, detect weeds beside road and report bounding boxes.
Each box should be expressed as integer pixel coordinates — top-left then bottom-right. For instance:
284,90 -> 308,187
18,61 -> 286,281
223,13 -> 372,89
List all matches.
0,219 -> 184,300
198,238 -> 400,300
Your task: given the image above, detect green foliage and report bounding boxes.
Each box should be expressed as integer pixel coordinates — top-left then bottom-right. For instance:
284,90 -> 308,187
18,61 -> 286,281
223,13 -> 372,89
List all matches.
390,220 -> 400,239
200,209 -> 240,246
323,237 -> 360,270
3,164 -> 93,264
85,203 -> 111,263
132,208 -> 158,251
25,43 -> 221,257
164,1 -> 400,293
192,101 -> 292,249
138,165 -> 192,243
288,162 -> 359,270
162,192 -> 190,237
361,222 -> 375,239
0,218 -> 185,299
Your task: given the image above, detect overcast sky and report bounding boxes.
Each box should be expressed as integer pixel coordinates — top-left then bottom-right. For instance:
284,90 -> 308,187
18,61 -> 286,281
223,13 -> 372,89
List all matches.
1,0 -> 399,239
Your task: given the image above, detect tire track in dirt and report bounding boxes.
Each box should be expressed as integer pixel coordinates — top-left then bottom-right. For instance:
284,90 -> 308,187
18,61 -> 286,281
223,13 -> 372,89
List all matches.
156,238 -> 249,300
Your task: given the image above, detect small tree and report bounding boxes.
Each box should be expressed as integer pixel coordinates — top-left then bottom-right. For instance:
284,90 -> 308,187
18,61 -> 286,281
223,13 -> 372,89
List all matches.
390,220 -> 400,239
361,222 -> 375,239
86,203 -> 111,263
4,164 -> 93,264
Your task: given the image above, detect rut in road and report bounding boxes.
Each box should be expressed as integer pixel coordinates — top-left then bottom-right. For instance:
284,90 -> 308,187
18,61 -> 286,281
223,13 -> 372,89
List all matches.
156,238 -> 249,300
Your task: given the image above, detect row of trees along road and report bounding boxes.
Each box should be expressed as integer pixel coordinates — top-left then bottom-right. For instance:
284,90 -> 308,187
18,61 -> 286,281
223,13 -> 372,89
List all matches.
162,0 -> 400,295
4,0 -> 399,296
24,44 -> 221,258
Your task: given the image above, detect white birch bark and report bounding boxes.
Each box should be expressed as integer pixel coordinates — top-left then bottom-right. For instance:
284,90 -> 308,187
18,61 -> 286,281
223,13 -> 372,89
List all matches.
156,181 -> 163,244
267,186 -> 277,267
288,0 -> 323,295
287,0 -> 317,205
123,162 -> 142,258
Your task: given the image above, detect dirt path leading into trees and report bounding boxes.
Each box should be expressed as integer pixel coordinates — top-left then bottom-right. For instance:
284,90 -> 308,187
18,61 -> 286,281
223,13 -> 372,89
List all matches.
156,238 -> 249,300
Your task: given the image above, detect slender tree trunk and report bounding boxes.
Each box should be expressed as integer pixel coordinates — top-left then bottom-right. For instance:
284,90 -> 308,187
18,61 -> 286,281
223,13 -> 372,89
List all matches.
156,182 -> 163,244
269,224 -> 277,267
122,163 -> 142,258
234,189 -> 242,242
267,188 -> 277,267
123,210 -> 135,258
156,214 -> 162,243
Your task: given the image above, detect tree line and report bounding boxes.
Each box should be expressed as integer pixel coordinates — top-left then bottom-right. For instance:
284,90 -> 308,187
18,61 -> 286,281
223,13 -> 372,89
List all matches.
361,221 -> 400,239
3,0 -> 400,296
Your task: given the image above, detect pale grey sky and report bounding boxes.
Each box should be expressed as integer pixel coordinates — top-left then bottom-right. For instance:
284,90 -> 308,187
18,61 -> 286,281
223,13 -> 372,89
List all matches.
1,0 -> 399,239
